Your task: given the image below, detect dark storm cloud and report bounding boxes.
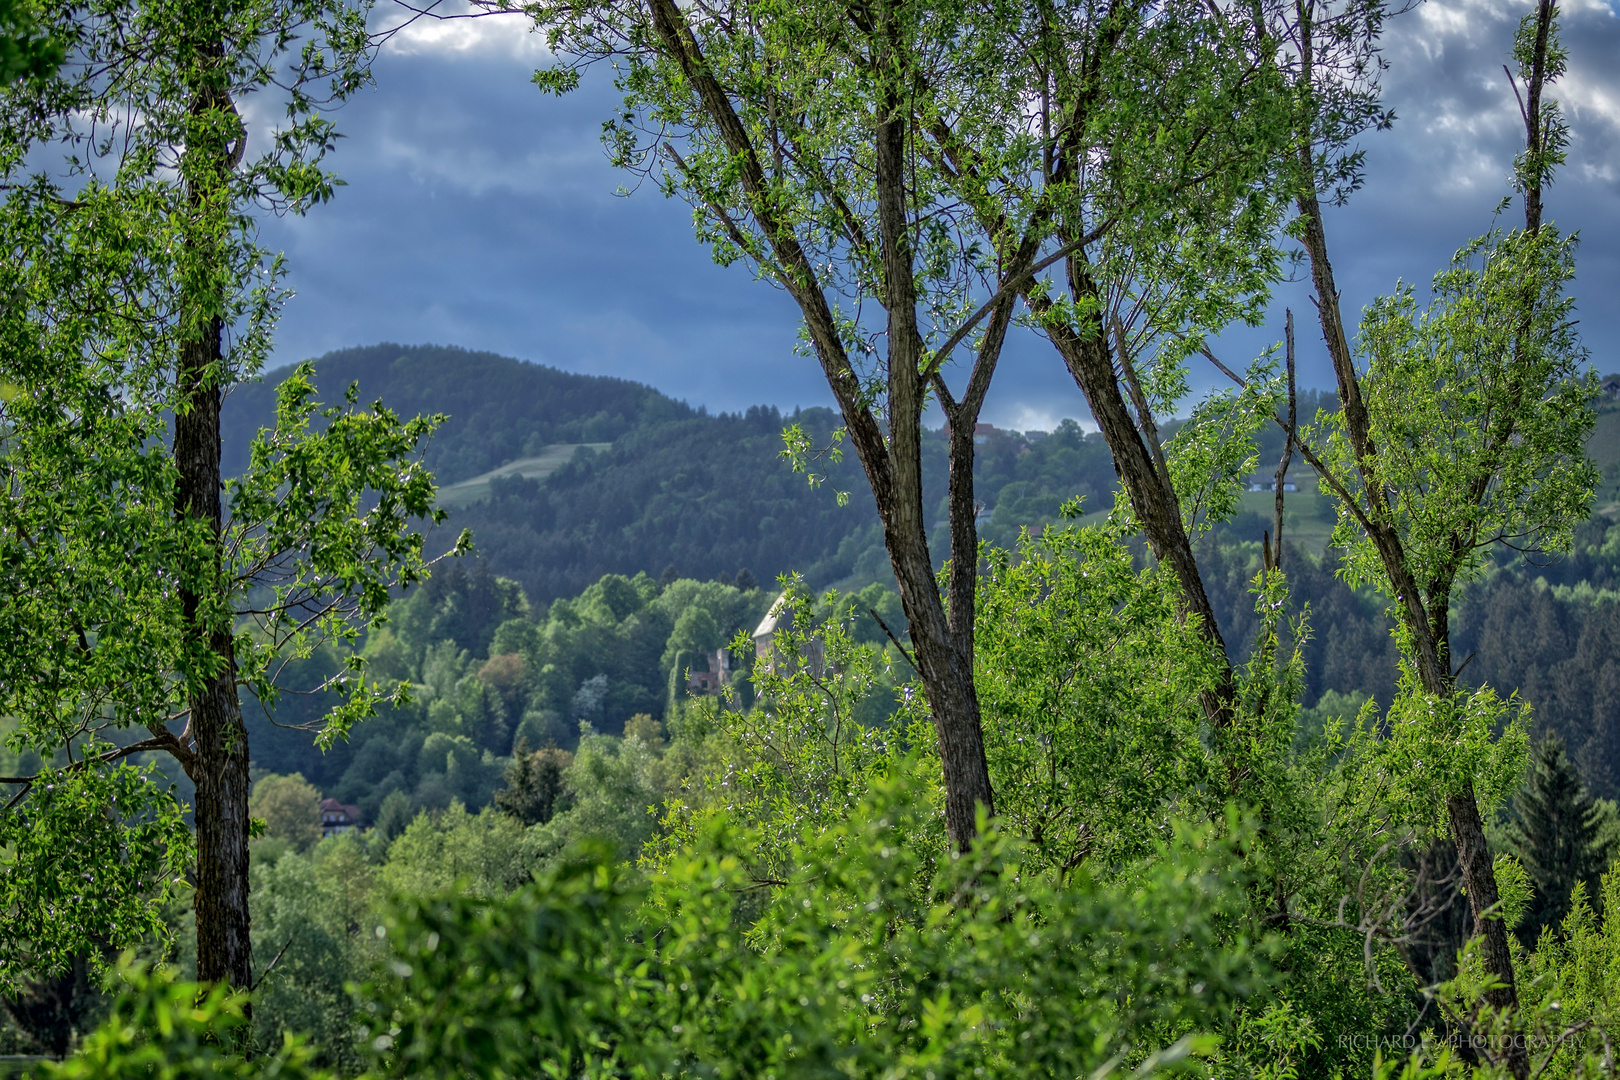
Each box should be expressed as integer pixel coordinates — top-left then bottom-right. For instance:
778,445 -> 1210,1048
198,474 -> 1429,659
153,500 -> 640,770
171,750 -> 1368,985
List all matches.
1217,0 -> 1620,390
255,20 -> 822,411
258,1 -> 1620,428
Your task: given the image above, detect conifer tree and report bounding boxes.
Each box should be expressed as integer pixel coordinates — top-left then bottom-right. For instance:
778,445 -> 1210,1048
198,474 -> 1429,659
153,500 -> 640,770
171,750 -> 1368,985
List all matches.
495,740 -> 570,827
1506,734 -> 1612,944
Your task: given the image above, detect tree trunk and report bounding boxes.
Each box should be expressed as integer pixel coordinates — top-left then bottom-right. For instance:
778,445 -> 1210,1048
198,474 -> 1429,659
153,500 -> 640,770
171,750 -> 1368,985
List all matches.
1449,786 -> 1519,1008
1293,183 -> 1528,1080
642,0 -> 997,852
175,320 -> 254,994
1037,266 -> 1241,746
871,95 -> 994,851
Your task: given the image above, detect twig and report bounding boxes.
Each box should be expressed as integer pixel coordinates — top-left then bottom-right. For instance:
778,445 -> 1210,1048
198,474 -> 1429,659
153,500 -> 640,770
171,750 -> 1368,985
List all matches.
868,608 -> 920,676
1271,309 -> 1298,572
249,937 -> 294,993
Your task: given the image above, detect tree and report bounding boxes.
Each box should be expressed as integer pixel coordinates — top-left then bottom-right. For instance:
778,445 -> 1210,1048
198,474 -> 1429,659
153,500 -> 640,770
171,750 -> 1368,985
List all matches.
494,740 -> 571,827
1270,0 -> 1590,1069
515,0 -> 1298,849
0,0 -> 459,995
249,774 -> 324,853
935,0 -> 1293,763
520,0 -> 1040,849
1505,735 -> 1612,946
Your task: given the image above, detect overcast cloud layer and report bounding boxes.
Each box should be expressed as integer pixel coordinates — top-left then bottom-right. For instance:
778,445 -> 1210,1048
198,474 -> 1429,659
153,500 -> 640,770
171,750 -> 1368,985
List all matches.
256,0 -> 1620,431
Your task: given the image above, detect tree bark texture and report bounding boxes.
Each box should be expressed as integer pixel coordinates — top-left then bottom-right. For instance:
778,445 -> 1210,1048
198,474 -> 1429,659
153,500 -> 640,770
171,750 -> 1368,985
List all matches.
870,54 -> 994,850
177,32 -> 254,991
175,320 -> 254,994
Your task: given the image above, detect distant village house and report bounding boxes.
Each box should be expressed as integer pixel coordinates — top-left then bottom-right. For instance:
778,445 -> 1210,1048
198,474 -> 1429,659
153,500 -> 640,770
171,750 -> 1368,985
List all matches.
685,647 -> 733,694
752,592 -> 825,677
319,798 -> 361,838
1247,463 -> 1300,493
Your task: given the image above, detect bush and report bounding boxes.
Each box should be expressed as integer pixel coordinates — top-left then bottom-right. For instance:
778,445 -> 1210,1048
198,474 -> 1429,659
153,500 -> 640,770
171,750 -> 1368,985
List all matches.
357,768 -> 1270,1080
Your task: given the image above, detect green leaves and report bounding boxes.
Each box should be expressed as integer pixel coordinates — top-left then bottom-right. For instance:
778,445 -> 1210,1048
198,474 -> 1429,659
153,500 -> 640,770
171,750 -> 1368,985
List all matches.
357,770 -> 1268,1080
1167,365 -> 1285,537
0,0 -> 441,986
974,526 -> 1221,872
1325,227 -> 1598,602
0,757 -> 192,993
229,362 -> 455,748
1329,679 -> 1530,844
42,960 -> 331,1080
359,848 -> 641,1080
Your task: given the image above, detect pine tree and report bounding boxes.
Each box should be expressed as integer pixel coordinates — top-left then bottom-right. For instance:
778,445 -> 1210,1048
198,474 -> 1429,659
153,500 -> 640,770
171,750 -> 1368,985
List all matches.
1506,734 -> 1611,944
495,740 -> 571,827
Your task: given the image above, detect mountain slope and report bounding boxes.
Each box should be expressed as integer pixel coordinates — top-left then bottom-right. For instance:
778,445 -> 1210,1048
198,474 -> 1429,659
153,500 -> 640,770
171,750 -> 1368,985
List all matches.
221,343 -> 692,484
223,344 -> 880,605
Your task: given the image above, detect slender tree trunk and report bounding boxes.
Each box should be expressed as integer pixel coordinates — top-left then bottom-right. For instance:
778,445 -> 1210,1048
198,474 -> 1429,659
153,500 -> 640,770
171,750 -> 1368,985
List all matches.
642,0 -> 996,851
1521,0 -> 1553,237
177,33 -> 254,995
871,79 -> 994,850
175,320 -> 254,994
1037,270 -> 1241,741
1294,176 -> 1527,1080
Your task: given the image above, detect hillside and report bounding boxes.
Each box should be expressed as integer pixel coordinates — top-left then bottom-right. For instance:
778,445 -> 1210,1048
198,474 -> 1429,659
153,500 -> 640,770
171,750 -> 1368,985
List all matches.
221,343 -> 693,485
222,349 -> 1620,801
223,344 -> 1125,605
436,443 -> 613,508
223,345 -> 887,604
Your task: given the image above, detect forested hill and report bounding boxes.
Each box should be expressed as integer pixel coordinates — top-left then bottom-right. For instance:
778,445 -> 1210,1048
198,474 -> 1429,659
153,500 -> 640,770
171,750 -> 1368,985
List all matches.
221,343 -> 1128,605
223,346 -> 1620,804
221,343 -> 695,484
222,343 -> 888,603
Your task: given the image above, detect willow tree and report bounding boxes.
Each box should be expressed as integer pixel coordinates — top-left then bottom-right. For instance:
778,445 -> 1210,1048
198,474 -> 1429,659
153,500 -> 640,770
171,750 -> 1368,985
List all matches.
519,0 -> 1047,849
514,0 -> 1297,845
1272,1 -> 1591,1071
0,0 -> 453,994
900,0 -> 1297,794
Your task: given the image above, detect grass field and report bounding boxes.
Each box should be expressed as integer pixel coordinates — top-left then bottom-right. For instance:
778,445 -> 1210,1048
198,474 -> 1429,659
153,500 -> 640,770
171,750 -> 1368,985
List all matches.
1234,486 -> 1338,556
1588,404 -> 1620,513
436,443 -> 612,508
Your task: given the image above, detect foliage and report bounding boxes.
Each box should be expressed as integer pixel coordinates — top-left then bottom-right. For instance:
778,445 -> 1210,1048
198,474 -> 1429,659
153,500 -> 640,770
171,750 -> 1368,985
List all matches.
40,961 -> 328,1080
0,758 -> 192,992
1329,681 -> 1529,846
974,525 -> 1220,872
649,580 -> 920,885
493,740 -> 571,826
1323,228 -> 1598,605
248,837 -> 377,1070
0,0 -> 446,983
360,770 -> 1270,1080
250,773 -> 323,853
230,364 -> 462,748
0,0 -> 60,82
524,729 -> 664,865
375,803 -> 535,899
1507,867 -> 1620,1079
1501,735 -> 1615,944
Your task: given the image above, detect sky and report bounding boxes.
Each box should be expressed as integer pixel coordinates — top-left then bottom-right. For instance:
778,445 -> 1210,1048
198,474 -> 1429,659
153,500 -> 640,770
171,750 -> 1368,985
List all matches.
254,0 -> 1620,433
